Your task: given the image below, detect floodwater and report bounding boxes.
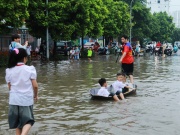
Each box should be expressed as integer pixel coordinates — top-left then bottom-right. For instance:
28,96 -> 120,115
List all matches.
0,53 -> 180,135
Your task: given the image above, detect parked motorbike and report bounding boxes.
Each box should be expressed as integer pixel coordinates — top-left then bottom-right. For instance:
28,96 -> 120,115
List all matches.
97,47 -> 110,55
155,47 -> 163,56
164,48 -> 172,56
113,45 -> 121,56
173,45 -> 178,53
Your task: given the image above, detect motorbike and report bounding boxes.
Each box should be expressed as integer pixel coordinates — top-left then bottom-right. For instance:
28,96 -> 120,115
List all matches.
173,45 -> 178,53
97,47 -> 110,55
155,47 -> 163,56
113,45 -> 121,56
164,47 -> 172,56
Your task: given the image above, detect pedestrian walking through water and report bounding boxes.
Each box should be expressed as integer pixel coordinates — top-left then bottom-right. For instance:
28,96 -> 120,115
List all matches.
5,48 -> 38,135
119,35 -> 134,84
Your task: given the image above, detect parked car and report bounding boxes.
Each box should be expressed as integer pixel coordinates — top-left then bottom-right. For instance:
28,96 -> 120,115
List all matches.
56,41 -> 75,55
84,42 -> 95,49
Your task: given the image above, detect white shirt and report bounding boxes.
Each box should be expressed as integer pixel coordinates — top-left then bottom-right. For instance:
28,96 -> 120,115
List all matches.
112,80 -> 126,93
5,63 -> 37,106
9,42 -> 27,50
70,50 -> 75,55
26,46 -> 31,55
97,87 -> 110,97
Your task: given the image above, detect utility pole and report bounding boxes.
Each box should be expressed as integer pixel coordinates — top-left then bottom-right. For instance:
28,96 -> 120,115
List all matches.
46,0 -> 49,60
130,0 -> 134,45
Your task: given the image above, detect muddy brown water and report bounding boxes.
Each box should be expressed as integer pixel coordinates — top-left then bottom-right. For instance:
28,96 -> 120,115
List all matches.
0,53 -> 180,135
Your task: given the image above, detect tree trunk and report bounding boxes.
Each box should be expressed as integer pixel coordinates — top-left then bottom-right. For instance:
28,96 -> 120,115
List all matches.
103,35 -> 105,47
81,35 -> 84,50
53,41 -> 57,57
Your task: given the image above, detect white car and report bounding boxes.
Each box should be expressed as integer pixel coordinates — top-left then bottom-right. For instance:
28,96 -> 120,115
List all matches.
84,42 -> 95,49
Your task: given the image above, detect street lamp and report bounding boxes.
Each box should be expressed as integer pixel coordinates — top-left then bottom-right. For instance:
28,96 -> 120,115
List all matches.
130,0 -> 134,45
19,25 -> 28,44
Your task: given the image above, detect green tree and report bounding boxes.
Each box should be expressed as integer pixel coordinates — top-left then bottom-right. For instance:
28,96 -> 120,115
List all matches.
132,2 -> 155,41
151,12 -> 175,42
102,0 -> 130,39
0,0 -> 29,34
171,28 -> 180,43
27,0 -> 107,42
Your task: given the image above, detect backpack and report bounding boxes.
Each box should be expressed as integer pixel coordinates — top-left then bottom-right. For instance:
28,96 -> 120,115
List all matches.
9,42 -> 16,53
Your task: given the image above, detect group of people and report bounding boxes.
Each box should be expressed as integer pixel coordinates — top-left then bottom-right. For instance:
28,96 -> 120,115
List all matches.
69,47 -> 80,60
5,34 -> 134,135
97,35 -> 135,101
98,73 -> 135,101
69,47 -> 93,62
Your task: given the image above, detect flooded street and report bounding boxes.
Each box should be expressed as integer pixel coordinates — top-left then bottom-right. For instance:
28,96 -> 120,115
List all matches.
0,53 -> 180,135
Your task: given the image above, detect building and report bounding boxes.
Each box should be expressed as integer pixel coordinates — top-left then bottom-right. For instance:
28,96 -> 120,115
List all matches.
146,0 -> 170,14
171,11 -> 180,28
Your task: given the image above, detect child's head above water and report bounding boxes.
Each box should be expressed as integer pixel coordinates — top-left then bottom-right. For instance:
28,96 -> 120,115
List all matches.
116,73 -> 126,82
8,48 -> 28,68
98,78 -> 107,87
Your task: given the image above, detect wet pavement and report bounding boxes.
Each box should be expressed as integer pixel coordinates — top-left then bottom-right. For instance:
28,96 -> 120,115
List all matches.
0,53 -> 180,135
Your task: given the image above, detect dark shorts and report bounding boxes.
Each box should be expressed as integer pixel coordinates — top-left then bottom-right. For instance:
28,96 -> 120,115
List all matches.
115,91 -> 122,95
121,63 -> 134,76
109,93 -> 115,97
8,105 -> 35,129
109,91 -> 122,97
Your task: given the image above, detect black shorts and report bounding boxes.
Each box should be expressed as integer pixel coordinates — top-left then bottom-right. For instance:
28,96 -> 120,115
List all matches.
121,63 -> 134,76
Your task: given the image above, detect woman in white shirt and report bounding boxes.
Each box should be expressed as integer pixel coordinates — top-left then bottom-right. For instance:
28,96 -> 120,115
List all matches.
5,48 -> 38,135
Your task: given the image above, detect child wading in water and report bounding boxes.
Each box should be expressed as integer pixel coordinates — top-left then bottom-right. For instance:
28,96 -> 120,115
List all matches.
87,47 -> 93,61
5,48 -> 38,135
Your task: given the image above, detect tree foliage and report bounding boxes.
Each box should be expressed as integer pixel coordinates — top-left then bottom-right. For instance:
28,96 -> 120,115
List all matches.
0,0 -> 177,44
26,0 -> 107,41
171,28 -> 180,43
132,2 -> 155,40
0,0 -> 29,34
151,12 -> 175,42
103,0 -> 130,38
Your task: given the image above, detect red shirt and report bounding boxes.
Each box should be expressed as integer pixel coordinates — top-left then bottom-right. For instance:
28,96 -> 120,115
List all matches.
122,43 -> 134,64
156,42 -> 161,47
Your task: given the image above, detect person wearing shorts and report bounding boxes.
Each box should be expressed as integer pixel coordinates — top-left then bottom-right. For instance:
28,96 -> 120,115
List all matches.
119,35 -> 134,84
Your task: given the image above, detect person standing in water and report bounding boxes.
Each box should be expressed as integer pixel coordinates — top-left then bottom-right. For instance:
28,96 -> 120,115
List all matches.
87,47 -> 93,61
119,35 -> 134,84
5,48 -> 38,135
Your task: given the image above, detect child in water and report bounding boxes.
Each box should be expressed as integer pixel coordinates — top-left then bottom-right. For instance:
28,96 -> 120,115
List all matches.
97,78 -> 120,101
87,47 -> 93,61
5,48 -> 38,135
112,73 -> 135,95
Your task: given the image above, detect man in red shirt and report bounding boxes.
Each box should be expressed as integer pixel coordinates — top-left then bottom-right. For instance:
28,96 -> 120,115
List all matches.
119,35 -> 134,84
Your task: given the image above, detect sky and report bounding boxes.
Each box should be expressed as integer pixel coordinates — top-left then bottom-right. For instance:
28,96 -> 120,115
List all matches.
170,0 -> 180,12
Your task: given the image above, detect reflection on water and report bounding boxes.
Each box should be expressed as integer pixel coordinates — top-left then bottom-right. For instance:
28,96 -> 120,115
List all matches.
0,54 -> 180,135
